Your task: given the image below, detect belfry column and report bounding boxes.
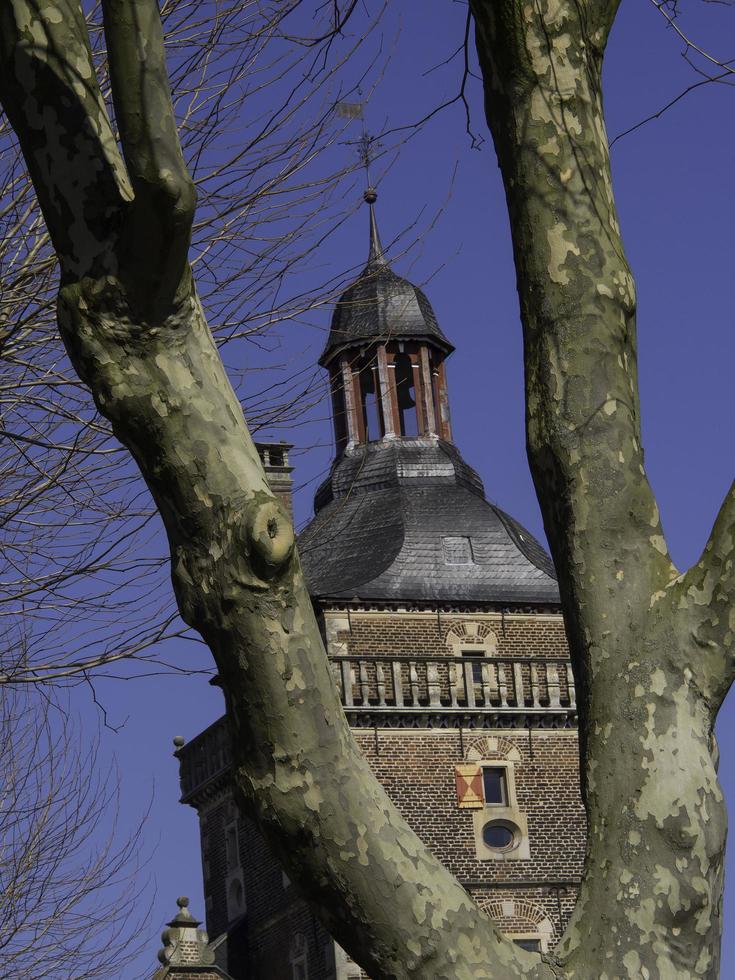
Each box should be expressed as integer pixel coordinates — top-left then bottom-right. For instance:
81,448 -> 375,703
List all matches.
377,344 -> 398,438
436,360 -> 452,442
419,346 -> 437,436
340,355 -> 360,447
411,358 -> 427,434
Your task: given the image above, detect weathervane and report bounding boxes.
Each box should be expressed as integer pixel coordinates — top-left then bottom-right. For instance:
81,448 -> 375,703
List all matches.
336,98 -> 378,191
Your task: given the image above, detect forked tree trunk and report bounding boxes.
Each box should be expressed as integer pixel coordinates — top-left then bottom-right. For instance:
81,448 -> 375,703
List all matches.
470,2 -> 735,976
0,4 -> 536,978
56,276 -> 523,980
1,1 -> 733,978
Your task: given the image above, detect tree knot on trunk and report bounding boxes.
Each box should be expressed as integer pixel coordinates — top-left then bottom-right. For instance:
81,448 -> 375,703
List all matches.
247,498 -> 295,578
58,273 -> 197,347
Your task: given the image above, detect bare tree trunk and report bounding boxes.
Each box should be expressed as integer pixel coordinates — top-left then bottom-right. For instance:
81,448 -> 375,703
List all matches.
0,0 -> 375,687
470,1 -> 733,975
2,0 -> 733,976
0,3 -> 539,977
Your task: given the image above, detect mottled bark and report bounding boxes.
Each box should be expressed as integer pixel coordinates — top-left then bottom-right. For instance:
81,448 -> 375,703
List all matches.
57,277 -> 525,980
3,0 -> 733,976
470,0 -> 732,976
0,3 -> 546,978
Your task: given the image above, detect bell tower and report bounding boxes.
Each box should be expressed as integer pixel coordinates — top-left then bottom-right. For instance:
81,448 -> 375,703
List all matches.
157,189 -> 586,980
320,189 -> 453,453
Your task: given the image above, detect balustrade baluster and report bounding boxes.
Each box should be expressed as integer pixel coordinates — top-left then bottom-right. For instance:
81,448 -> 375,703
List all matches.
498,663 -> 508,707
341,660 -> 353,707
359,661 -> 370,705
548,664 -> 561,707
427,663 -> 441,707
449,662 -> 459,707
481,663 -> 492,706
331,661 -> 342,700
463,661 -> 476,708
566,664 -> 576,708
488,662 -> 499,703
531,664 -> 541,708
376,662 -> 386,706
392,661 -> 403,706
409,663 -> 420,706
513,662 -> 524,707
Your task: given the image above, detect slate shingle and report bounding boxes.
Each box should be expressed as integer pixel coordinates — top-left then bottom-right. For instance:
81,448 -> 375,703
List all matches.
319,263 -> 454,367
298,439 -> 559,605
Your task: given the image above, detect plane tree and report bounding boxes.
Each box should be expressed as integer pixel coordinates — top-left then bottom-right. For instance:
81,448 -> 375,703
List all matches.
0,0 -> 370,686
0,681 -> 148,979
0,1 -> 731,978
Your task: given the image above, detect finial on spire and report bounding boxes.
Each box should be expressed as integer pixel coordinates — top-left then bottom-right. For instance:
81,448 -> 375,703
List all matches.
365,187 -> 387,268
336,99 -> 386,267
168,896 -> 198,927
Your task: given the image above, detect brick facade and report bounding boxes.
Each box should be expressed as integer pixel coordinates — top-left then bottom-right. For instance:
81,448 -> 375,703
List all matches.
330,609 -> 569,660
197,793 -> 335,979
350,728 -> 584,886
150,216 -> 585,977
170,605 -> 585,979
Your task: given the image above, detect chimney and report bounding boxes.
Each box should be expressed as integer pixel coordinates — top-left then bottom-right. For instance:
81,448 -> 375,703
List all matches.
256,442 -> 294,520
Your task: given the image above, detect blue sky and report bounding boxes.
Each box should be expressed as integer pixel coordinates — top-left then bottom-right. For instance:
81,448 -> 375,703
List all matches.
80,2 -> 735,975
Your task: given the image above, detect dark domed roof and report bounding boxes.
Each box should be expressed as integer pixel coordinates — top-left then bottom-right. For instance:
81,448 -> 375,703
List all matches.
297,439 -> 559,606
319,203 -> 453,367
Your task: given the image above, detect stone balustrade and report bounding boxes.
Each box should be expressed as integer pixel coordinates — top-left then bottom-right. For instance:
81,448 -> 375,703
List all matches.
331,655 -> 576,725
178,715 -> 230,804
179,655 -> 577,801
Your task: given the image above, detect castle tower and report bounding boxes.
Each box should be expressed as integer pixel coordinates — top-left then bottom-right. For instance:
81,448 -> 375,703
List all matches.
158,196 -> 585,979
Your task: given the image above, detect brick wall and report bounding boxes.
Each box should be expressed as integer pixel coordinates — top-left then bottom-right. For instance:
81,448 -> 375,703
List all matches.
185,605 -> 584,979
194,725 -> 584,977
323,609 -> 569,661
350,728 -> 584,886
196,792 -> 335,979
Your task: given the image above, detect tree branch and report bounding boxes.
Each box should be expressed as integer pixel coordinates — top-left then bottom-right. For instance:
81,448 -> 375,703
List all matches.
587,0 -> 624,46
676,480 -> 735,703
470,2 -> 727,975
0,0 -> 128,279
102,0 -> 196,315
470,0 -> 677,649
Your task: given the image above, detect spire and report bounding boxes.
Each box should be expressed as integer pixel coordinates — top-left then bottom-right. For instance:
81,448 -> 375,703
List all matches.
364,187 -> 388,268
318,188 -> 453,369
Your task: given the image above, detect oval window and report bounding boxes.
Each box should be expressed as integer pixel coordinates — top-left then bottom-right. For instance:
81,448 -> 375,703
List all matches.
482,821 -> 517,851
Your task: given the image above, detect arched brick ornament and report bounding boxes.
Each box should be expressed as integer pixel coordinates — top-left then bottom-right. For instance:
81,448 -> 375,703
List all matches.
478,898 -> 554,952
464,734 -> 521,762
445,621 -> 499,651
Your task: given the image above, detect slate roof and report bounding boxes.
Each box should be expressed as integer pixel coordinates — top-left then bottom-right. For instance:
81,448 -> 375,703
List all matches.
297,439 -> 559,605
319,204 -> 453,366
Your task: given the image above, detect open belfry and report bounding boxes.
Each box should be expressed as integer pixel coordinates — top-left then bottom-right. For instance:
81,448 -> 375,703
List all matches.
154,194 -> 585,980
